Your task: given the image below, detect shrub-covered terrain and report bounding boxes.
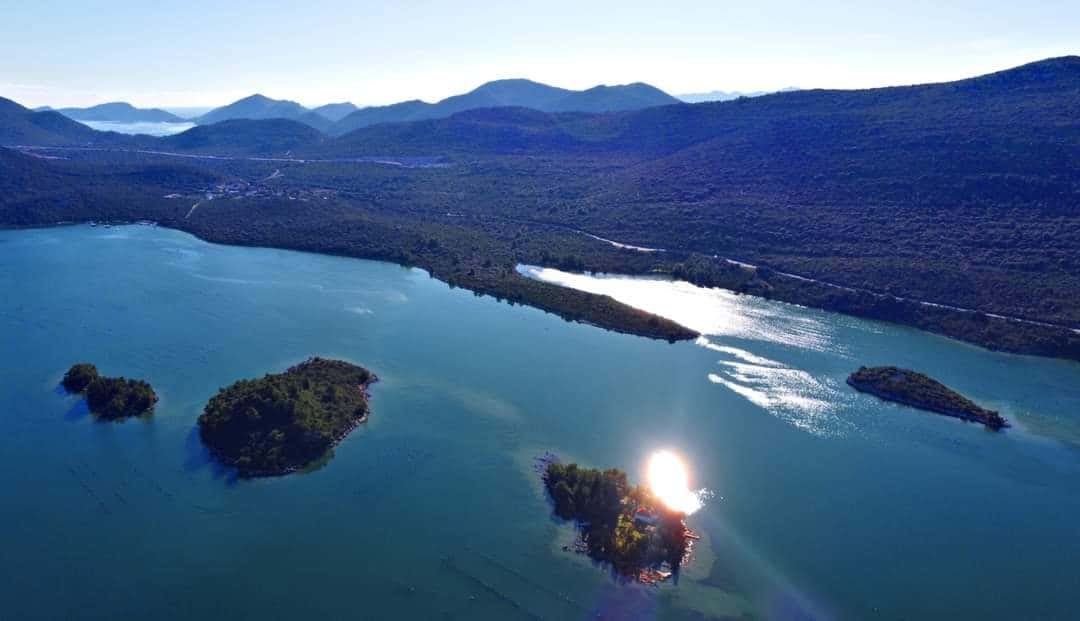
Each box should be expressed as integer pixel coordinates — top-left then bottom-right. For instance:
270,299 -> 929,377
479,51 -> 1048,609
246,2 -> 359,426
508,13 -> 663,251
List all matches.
61,363 -> 158,419
61,363 -> 99,393
197,358 -> 377,477
847,366 -> 1008,429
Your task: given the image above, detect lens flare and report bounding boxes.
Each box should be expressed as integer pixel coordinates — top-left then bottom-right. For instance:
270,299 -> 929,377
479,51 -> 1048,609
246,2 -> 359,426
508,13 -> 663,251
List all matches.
646,450 -> 704,514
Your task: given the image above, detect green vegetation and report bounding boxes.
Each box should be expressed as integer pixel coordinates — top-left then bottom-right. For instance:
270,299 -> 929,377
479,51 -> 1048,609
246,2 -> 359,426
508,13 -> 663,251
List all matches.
197,357 -> 377,477
161,118 -> 326,155
61,363 -> 98,393
5,57 -> 1080,360
848,366 -> 1009,429
544,462 -> 691,578
61,363 -> 158,419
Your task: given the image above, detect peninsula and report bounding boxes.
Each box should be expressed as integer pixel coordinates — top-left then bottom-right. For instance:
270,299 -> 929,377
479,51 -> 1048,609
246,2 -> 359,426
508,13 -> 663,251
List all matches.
543,461 -> 694,582
62,363 -> 158,419
197,357 -> 377,477
847,366 -> 1008,430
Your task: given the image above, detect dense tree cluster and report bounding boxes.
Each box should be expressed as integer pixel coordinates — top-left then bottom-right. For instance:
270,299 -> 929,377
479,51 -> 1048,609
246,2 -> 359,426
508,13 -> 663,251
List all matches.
61,363 -> 99,393
197,358 -> 376,477
848,366 -> 1008,429
61,363 -> 158,419
544,463 -> 690,575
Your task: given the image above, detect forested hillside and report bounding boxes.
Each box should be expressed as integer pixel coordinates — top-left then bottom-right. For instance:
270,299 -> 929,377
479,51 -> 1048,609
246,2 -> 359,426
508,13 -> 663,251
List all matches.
2,57 -> 1078,358
317,57 -> 1080,327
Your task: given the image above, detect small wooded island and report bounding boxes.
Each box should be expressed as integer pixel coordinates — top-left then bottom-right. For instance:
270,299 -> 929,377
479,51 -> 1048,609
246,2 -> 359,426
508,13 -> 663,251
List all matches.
544,462 -> 694,582
197,358 -> 377,477
847,366 -> 1008,430
61,363 -> 158,419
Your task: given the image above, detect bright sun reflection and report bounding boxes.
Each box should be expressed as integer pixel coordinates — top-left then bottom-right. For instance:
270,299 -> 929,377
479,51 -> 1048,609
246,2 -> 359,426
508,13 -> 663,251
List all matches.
646,450 -> 704,515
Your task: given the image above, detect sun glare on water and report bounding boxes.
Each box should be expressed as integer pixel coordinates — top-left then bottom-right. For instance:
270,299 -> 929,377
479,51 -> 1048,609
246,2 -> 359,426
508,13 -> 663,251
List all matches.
646,450 -> 705,515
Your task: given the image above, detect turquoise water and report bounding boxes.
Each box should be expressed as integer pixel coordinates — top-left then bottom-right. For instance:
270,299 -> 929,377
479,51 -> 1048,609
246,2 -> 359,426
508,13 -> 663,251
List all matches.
80,120 -> 195,136
2,225 -> 1079,620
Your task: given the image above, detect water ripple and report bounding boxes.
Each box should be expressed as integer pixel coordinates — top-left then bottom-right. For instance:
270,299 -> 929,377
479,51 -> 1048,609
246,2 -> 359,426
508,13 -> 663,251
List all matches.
697,337 -> 846,436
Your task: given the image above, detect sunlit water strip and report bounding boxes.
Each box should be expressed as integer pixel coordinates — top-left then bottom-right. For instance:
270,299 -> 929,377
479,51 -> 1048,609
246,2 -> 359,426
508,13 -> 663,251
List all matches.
516,265 -> 836,350
517,265 -> 850,436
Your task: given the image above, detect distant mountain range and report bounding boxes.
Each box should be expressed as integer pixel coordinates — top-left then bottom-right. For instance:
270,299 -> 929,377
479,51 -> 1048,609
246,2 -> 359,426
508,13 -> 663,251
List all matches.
185,79 -> 678,136
328,79 -> 679,136
0,96 -> 327,154
23,79 -> 679,137
677,87 -> 800,103
0,97 -> 128,145
56,102 -> 185,123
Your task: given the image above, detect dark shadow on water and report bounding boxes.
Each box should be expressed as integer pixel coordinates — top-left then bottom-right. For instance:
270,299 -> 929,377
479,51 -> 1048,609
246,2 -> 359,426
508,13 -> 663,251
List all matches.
59,384 -> 154,425
181,427 -> 337,485
588,581 -> 659,620
182,426 -> 238,486
64,398 -> 90,421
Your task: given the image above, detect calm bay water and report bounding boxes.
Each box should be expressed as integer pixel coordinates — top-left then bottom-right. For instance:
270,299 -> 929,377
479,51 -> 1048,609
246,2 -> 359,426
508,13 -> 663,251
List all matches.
2,225 -> 1079,620
80,120 -> 196,136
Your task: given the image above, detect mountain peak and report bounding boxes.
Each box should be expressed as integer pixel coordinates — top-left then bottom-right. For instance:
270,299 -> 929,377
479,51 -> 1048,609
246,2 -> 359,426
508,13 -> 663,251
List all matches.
461,79 -> 572,105
237,93 -> 273,103
472,78 -> 550,90
54,101 -> 184,123
311,101 -> 359,122
197,94 -> 309,125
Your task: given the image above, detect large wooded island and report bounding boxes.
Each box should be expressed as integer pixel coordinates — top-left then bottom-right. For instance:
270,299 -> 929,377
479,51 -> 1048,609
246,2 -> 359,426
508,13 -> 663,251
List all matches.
198,358 -> 377,477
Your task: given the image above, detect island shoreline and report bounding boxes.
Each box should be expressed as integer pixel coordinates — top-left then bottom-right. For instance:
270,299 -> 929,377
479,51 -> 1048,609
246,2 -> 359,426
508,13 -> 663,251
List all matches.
846,366 -> 1009,430
217,376 -> 377,479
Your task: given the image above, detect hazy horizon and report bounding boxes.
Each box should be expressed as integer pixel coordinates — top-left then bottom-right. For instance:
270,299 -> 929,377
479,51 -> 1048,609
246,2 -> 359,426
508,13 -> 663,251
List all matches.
2,1 -> 1077,109
12,54 -> 1078,113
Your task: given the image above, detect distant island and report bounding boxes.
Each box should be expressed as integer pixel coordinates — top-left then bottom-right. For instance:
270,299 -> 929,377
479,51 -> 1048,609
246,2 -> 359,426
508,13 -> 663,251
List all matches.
543,461 -> 694,582
847,366 -> 1008,430
197,357 -> 377,477
61,363 -> 158,419
57,102 -> 184,124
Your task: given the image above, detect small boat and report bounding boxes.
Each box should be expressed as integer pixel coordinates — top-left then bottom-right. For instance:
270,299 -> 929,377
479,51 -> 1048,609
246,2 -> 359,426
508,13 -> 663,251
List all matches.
89,222 -> 97,227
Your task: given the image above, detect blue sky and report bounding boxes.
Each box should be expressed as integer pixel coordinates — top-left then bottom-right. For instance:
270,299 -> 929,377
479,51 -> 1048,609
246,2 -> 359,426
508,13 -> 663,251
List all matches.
1,0 -> 1077,108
